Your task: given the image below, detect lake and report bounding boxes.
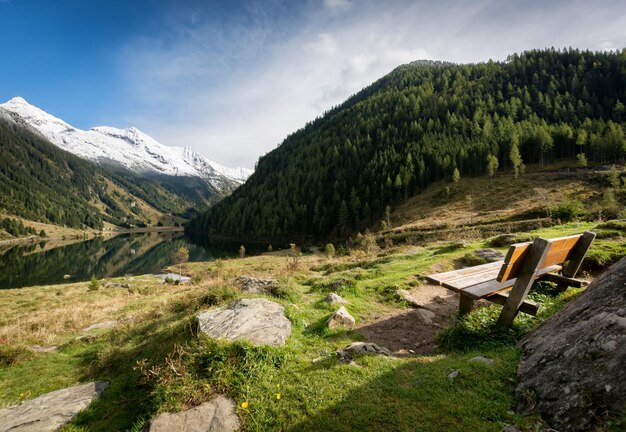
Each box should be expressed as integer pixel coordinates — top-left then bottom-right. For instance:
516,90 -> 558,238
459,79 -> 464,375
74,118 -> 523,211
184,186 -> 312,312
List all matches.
0,232 -> 260,289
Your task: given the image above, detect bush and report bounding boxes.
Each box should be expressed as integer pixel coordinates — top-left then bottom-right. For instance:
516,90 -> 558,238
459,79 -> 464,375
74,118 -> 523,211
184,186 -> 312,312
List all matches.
551,200 -> 586,222
324,243 -> 335,258
88,275 -> 100,291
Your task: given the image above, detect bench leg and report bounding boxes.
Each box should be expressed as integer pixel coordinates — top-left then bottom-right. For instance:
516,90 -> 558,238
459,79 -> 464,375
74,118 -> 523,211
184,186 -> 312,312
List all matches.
555,282 -> 568,294
459,294 -> 474,315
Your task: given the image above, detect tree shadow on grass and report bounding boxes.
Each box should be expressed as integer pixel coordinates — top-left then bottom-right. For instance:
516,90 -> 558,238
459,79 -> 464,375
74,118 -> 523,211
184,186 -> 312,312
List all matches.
67,310 -> 195,431
287,348 -> 523,432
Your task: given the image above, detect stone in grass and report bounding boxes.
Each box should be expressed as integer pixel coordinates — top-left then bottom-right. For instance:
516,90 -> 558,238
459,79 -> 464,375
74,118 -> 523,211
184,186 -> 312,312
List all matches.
195,298 -> 291,346
325,306 -> 356,329
394,289 -> 420,307
149,395 -> 240,432
474,249 -> 505,263
336,342 -> 393,363
447,370 -> 460,381
470,356 -> 495,366
0,381 -> 108,432
323,293 -> 348,305
234,275 -> 278,294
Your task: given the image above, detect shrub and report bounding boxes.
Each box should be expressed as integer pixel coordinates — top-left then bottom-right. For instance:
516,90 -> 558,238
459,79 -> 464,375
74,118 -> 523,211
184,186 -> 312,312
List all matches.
88,275 -> 100,291
551,200 -> 585,222
324,243 -> 335,258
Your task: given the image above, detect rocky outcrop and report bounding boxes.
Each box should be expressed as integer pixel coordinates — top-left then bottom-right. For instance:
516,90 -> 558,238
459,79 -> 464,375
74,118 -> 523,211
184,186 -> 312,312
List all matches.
149,395 -> 239,432
0,381 -> 108,432
234,275 -> 278,294
195,298 -> 291,346
325,306 -> 356,329
516,257 -> 626,431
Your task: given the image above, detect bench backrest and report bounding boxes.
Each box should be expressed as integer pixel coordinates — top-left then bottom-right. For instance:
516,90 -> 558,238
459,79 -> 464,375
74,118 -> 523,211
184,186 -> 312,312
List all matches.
497,231 -> 596,282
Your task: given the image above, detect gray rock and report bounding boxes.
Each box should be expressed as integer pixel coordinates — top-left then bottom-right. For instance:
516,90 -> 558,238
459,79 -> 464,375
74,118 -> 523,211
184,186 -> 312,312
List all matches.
27,345 -> 58,353
0,381 -> 108,432
447,370 -> 460,380
474,249 -> 505,262
470,356 -> 495,366
516,257 -> 626,431
323,293 -> 348,305
325,306 -> 356,329
82,320 -> 118,332
149,395 -> 239,432
157,273 -> 191,284
502,426 -> 521,432
394,289 -> 420,307
195,298 -> 291,346
414,308 -> 436,325
63,274 -> 71,280
336,342 -> 393,363
234,275 -> 278,294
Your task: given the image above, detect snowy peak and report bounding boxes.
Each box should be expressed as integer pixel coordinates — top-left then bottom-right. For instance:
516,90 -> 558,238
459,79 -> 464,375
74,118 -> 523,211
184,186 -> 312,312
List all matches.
0,97 -> 253,189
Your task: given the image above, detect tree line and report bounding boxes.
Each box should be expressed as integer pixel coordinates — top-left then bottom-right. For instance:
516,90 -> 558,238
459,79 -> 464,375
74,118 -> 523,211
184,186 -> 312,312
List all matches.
187,48 -> 626,242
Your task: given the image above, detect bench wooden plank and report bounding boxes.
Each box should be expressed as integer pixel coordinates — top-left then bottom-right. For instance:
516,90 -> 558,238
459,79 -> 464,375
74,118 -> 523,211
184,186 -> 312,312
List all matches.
562,231 -> 596,277
425,261 -> 503,291
497,237 -> 552,327
462,265 -> 562,299
539,273 -> 588,288
487,292 -> 539,316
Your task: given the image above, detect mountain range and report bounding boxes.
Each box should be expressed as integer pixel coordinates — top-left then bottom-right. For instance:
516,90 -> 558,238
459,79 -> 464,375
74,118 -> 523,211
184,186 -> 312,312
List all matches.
0,97 -> 252,189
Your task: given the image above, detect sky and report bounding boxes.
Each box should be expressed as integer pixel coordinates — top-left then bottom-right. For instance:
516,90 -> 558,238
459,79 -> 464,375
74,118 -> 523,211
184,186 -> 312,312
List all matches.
1,0 -> 625,169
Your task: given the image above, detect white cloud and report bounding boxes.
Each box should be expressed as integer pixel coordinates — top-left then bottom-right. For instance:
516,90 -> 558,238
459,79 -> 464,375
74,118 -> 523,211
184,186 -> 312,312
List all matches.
118,0 -> 626,169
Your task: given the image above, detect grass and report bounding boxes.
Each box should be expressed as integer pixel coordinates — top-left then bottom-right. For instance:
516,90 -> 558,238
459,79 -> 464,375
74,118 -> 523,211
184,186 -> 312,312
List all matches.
0,220 -> 624,431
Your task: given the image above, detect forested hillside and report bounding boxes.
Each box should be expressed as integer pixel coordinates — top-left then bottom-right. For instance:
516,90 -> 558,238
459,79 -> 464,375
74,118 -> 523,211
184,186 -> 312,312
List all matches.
0,111 -> 209,230
188,49 -> 626,242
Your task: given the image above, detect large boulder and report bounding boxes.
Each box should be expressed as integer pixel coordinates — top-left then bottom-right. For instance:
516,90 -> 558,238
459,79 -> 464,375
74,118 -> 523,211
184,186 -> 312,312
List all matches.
149,395 -> 239,432
0,381 -> 108,432
516,257 -> 626,431
195,298 -> 291,346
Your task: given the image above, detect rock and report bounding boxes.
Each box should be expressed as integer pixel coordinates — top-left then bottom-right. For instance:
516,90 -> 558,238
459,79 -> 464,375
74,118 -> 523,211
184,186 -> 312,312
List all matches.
336,342 -> 393,363
63,274 -> 71,280
516,257 -> 626,431
325,306 -> 356,329
489,234 -> 519,248
470,356 -> 495,366
157,273 -> 191,284
149,395 -> 239,432
330,278 -> 350,292
0,381 -> 108,432
82,320 -> 118,332
323,293 -> 348,305
447,370 -> 460,380
234,275 -> 278,294
414,308 -> 436,325
394,289 -> 420,307
474,249 -> 505,262
195,298 -> 291,346
502,426 -> 521,432
27,345 -> 58,353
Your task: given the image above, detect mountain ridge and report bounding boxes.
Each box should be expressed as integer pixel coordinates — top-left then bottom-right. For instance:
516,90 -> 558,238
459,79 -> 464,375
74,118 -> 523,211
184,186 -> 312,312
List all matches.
0,97 -> 253,188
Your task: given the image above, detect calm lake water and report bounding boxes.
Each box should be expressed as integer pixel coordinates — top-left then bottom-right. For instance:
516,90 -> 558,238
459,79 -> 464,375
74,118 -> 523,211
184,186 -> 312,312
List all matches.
0,232 -> 259,289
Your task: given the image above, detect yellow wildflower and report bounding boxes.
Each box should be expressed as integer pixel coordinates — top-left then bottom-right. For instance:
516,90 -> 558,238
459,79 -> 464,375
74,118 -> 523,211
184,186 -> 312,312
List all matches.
276,393 -> 281,400
241,401 -> 249,409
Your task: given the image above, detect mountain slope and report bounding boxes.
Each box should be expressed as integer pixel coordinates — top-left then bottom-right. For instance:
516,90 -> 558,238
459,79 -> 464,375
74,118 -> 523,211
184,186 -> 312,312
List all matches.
0,97 -> 252,190
187,48 -> 626,242
0,108 -> 209,229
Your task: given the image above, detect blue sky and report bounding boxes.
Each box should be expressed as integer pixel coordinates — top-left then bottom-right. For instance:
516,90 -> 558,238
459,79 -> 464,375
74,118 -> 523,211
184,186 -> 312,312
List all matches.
1,0 -> 625,168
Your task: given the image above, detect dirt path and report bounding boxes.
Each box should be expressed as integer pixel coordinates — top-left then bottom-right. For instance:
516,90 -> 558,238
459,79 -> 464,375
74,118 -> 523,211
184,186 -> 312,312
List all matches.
357,284 -> 460,355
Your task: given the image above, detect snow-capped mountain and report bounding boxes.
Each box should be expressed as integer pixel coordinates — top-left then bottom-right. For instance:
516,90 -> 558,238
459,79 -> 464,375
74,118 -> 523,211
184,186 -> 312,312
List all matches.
0,97 -> 253,189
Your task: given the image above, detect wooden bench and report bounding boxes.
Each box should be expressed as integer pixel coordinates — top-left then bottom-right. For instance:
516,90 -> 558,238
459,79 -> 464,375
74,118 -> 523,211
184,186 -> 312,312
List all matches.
426,231 -> 595,327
